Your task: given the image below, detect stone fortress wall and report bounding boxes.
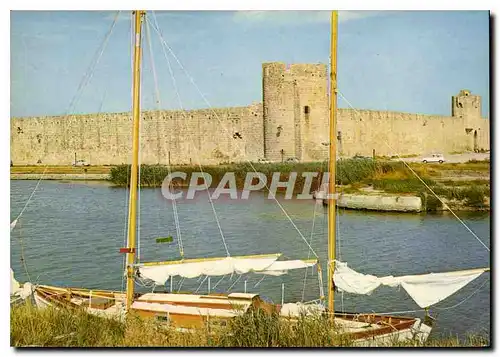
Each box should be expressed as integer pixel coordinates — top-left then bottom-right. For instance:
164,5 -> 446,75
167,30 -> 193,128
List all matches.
10,62 -> 489,166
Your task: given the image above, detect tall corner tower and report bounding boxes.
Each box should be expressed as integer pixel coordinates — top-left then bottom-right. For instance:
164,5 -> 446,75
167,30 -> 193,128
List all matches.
262,62 -> 329,162
262,62 -> 295,162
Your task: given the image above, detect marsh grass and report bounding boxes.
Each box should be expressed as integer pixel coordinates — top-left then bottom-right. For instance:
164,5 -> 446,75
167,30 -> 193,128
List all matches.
11,304 -> 489,348
439,179 -> 490,187
109,159 -> 402,189
110,162 -> 330,192
10,302 -> 124,347
431,185 -> 489,208
107,159 -> 489,210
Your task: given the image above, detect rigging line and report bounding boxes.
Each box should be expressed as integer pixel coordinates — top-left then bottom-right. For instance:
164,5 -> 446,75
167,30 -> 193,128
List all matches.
18,221 -> 32,283
12,12 -> 121,226
150,13 -> 226,257
68,11 -> 120,114
195,276 -> 209,293
11,12 -> 121,286
144,18 -> 184,258
302,199 -> 319,301
212,275 -> 226,290
137,25 -> 146,264
337,90 -> 490,253
336,160 -> 344,312
121,166 -> 131,292
123,12 -> 134,291
148,16 -> 318,259
149,13 -> 229,257
253,275 -> 266,288
13,13 -> 119,218
176,277 -> 185,292
434,277 -> 489,311
227,274 -> 242,291
11,167 -> 47,224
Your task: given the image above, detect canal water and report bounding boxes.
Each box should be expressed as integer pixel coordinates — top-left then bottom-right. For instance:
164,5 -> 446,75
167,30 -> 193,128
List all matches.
10,180 -> 491,339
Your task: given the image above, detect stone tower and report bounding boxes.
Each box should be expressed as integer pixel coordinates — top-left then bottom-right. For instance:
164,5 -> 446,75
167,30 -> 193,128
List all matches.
451,89 -> 481,126
262,62 -> 329,162
451,89 -> 483,152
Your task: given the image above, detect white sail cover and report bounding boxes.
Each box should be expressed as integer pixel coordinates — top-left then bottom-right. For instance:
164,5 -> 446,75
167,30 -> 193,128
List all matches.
139,256 -> 280,285
334,261 -> 487,308
138,256 -> 317,285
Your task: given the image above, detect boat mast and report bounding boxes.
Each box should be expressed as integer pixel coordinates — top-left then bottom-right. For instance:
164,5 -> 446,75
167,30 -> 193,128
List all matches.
125,10 -> 145,311
327,10 -> 338,317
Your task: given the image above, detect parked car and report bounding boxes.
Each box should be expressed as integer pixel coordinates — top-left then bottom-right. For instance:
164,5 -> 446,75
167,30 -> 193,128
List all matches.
422,153 -> 445,164
285,157 -> 299,163
74,160 -> 90,167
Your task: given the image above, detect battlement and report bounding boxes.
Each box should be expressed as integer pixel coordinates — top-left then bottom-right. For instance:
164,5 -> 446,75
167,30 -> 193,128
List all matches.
262,62 -> 327,78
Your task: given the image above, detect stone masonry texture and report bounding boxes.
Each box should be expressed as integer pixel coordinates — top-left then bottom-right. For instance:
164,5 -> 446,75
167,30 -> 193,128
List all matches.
11,63 -> 490,165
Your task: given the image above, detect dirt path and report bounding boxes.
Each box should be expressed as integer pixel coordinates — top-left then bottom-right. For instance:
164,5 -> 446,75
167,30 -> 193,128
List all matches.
394,152 -> 489,164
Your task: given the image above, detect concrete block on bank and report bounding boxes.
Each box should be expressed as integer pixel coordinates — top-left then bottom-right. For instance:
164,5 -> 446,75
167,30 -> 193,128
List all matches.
336,193 -> 422,212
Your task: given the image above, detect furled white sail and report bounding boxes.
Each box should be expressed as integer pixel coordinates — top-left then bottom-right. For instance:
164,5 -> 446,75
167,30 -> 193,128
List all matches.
256,259 -> 317,276
10,268 -> 34,300
138,255 -> 280,285
334,261 -> 488,308
11,269 -> 20,295
10,219 -> 17,232
138,255 -> 317,285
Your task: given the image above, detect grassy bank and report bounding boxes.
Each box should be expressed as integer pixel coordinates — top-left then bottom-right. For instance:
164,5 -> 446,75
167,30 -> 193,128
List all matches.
10,165 -> 112,175
11,303 -> 489,347
108,159 -> 489,211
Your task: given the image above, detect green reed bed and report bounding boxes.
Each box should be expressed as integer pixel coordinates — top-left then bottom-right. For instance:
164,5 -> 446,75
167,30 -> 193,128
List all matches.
109,162 -> 331,192
109,159 -> 400,189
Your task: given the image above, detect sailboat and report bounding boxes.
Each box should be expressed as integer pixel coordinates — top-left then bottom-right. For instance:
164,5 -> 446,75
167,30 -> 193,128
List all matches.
11,10 -> 490,346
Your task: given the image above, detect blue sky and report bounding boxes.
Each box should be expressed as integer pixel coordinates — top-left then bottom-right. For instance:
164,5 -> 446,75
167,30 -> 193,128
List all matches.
10,10 -> 490,118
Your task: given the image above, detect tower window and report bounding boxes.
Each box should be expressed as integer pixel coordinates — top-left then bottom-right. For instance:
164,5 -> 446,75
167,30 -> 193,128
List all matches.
304,106 -> 310,114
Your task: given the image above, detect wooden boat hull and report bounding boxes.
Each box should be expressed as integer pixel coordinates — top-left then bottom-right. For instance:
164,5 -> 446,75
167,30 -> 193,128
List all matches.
331,312 -> 432,346
28,285 -> 432,346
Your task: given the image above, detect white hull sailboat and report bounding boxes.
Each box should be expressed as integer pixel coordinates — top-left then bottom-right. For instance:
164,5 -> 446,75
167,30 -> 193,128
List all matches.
10,10 -> 489,346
